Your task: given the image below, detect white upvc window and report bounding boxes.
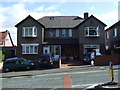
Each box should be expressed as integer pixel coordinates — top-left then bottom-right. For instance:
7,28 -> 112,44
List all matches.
106,32 -> 109,39
22,26 -> 37,37
56,29 -> 59,37
62,29 -> 66,37
22,44 -> 39,54
113,28 -> 117,37
68,29 -> 72,37
85,26 -> 99,37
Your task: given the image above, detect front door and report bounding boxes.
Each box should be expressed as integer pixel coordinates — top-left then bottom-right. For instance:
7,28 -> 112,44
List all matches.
43,45 -> 61,60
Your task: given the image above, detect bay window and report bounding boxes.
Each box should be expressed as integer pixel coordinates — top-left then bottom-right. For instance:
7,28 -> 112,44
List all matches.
22,44 -> 39,54
22,26 -> 37,37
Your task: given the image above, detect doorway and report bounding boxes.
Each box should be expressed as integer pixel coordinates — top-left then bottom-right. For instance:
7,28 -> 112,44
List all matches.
43,45 -> 61,58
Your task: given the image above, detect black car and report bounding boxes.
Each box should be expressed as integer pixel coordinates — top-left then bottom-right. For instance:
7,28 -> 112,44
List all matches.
39,54 -> 54,68
3,57 -> 35,72
82,52 -> 91,64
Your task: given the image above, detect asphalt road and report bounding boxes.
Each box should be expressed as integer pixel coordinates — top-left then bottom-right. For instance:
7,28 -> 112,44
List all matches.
1,65 -> 119,89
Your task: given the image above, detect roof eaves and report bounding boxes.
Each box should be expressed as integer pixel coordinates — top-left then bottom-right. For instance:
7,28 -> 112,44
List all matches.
15,15 -> 45,28
106,20 -> 120,30
77,15 -> 107,27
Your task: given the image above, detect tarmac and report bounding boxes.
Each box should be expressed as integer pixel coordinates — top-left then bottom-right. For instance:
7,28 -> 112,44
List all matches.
1,61 -> 120,89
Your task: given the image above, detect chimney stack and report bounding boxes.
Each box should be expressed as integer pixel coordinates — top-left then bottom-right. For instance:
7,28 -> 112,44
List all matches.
84,12 -> 88,19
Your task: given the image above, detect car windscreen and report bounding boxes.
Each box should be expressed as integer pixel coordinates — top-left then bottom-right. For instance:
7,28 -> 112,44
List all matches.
20,58 -> 28,62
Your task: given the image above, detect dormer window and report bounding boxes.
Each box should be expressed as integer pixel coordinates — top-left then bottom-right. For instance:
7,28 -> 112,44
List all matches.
22,26 -> 37,37
49,17 -> 54,20
85,26 -> 99,37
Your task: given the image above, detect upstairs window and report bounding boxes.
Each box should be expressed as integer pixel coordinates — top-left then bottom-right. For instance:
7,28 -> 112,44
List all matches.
106,32 -> 109,39
68,29 -> 72,37
22,26 -> 37,37
85,26 -> 99,37
22,44 -> 39,54
49,29 -> 53,37
56,29 -> 59,37
62,29 -> 66,37
113,28 -> 117,37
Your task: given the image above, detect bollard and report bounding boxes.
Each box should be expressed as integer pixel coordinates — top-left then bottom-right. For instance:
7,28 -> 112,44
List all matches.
109,62 -> 114,82
58,56 -> 61,68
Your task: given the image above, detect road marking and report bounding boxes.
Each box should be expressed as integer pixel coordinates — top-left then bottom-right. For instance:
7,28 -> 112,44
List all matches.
88,72 -> 118,77
63,74 -> 72,88
72,84 -> 93,88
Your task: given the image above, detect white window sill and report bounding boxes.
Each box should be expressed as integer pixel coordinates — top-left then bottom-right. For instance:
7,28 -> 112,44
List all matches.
22,53 -> 38,55
85,35 -> 99,37
22,35 -> 37,37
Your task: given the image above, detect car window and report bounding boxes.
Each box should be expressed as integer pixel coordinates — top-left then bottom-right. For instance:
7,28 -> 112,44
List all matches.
20,58 -> 27,62
6,61 -> 16,64
16,61 -> 21,64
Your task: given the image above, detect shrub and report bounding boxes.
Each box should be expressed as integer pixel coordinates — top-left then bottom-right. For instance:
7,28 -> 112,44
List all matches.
113,46 -> 120,54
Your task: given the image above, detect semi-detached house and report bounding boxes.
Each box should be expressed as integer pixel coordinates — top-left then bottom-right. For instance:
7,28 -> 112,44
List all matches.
15,13 -> 107,61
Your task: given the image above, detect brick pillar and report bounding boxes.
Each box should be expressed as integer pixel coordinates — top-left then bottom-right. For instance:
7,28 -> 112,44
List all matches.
79,43 -> 83,61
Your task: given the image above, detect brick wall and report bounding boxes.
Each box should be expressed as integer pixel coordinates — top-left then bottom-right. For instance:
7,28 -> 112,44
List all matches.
94,52 -> 120,66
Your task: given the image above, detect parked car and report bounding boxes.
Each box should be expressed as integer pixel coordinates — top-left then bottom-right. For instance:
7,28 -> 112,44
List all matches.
38,54 -> 54,68
3,57 -> 35,72
82,52 -> 102,64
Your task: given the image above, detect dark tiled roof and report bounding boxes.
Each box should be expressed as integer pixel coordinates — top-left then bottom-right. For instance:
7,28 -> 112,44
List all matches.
15,15 -> 45,28
106,20 -> 120,31
78,15 -> 107,27
38,16 -> 84,28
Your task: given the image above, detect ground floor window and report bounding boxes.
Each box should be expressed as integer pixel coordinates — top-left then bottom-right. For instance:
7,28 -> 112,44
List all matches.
84,45 -> 100,54
21,44 -> 39,54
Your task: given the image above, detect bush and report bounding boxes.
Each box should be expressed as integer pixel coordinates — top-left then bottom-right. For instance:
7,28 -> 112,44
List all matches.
2,51 -> 14,62
113,47 -> 120,54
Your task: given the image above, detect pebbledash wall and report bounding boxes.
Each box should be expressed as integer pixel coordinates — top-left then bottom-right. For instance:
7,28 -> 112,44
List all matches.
94,52 -> 120,65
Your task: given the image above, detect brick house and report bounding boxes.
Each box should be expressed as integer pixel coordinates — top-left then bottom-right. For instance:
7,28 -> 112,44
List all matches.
105,20 -> 120,51
15,13 -> 106,61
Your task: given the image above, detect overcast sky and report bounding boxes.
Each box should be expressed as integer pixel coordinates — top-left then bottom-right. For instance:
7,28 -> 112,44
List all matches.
0,0 -> 119,45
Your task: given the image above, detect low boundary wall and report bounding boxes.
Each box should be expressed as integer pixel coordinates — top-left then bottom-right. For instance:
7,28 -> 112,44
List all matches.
95,53 -> 120,66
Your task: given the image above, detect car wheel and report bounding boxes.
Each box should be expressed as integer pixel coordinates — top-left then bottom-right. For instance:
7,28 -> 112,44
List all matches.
26,66 -> 31,70
4,67 -> 10,72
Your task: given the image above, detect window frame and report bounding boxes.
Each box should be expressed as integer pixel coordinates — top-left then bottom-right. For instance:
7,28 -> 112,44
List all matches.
68,29 -> 72,37
49,29 -> 53,37
22,26 -> 37,37
113,28 -> 117,37
21,44 -> 39,54
56,29 -> 60,37
85,26 -> 99,37
62,29 -> 66,37
106,31 -> 109,39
